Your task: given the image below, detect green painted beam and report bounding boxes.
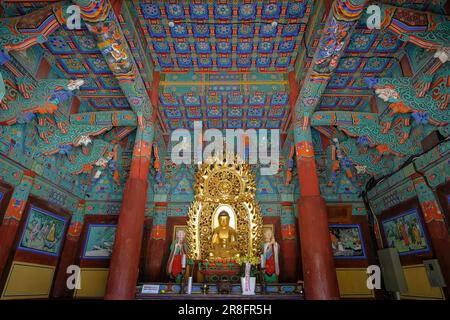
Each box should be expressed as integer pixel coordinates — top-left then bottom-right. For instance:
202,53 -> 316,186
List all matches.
373,4 -> 450,50
311,111 -> 379,126
70,111 -> 137,126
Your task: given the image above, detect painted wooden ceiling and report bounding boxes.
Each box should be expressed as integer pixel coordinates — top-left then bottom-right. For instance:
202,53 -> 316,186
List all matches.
2,2 -> 132,112
3,0 -> 447,129
300,0 -> 448,113
319,24 -> 406,112
159,71 -> 289,130
135,1 -> 311,72
0,0 -> 448,202
132,0 -> 312,130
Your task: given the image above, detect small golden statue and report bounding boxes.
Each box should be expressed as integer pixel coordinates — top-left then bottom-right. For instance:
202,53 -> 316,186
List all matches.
210,211 -> 239,259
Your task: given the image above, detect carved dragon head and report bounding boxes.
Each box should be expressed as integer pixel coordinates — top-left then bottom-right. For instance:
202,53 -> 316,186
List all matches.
374,85 -> 401,102
67,79 -> 84,91
434,47 -> 449,64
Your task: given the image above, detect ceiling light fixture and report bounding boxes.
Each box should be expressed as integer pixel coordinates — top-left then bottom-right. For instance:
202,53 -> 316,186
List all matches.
168,21 -> 175,27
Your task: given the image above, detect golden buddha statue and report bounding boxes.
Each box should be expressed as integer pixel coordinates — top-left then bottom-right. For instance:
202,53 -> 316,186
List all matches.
209,211 -> 239,259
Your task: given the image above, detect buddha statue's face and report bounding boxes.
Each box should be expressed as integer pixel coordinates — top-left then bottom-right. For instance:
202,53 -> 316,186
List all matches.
218,213 -> 230,227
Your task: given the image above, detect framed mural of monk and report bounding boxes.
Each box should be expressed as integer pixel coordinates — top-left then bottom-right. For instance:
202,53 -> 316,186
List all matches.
381,208 -> 430,255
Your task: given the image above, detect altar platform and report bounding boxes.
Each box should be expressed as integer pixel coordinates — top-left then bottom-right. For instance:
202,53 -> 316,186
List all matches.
136,283 -> 304,300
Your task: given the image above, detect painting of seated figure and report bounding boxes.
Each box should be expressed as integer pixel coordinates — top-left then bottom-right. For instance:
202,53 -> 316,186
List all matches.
19,206 -> 67,256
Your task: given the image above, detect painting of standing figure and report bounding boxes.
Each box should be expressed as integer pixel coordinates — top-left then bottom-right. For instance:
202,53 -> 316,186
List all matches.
19,206 -> 67,256
329,224 -> 366,258
382,208 -> 429,255
83,224 -> 117,259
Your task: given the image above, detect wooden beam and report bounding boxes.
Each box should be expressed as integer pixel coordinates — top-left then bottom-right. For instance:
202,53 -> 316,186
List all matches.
70,111 -> 137,126
311,111 -> 378,126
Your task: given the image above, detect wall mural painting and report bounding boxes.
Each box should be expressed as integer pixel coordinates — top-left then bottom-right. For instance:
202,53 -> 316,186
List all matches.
329,224 -> 366,259
382,208 -> 429,255
82,224 -> 117,259
19,206 -> 67,256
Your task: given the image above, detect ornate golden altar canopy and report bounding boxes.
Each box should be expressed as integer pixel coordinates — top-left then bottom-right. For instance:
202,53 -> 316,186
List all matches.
186,157 -> 263,261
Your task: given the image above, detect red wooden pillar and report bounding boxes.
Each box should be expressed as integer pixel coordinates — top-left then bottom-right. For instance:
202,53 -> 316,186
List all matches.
149,72 -> 166,135
104,123 -> 154,300
110,0 -> 125,16
295,132 -> 340,300
412,174 -> 450,288
0,171 -> 35,279
150,71 -> 160,108
139,217 -> 153,282
146,204 -> 167,281
51,200 -> 85,298
290,0 -> 366,299
280,202 -> 299,282
288,71 -> 300,111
